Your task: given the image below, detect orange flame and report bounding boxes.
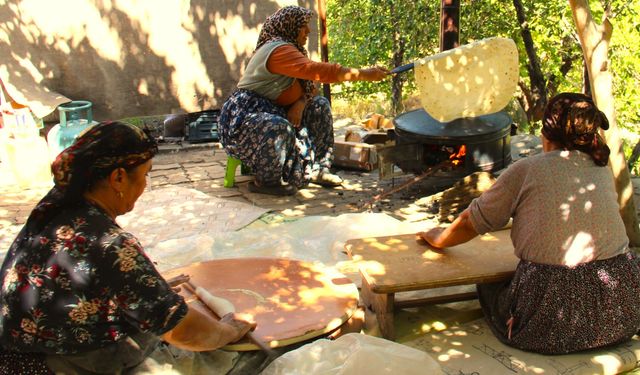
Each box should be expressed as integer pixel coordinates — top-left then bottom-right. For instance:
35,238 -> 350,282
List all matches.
449,145 -> 466,166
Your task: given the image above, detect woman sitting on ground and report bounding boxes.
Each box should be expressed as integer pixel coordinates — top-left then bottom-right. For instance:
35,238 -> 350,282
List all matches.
420,93 -> 640,354
0,122 -> 254,374
219,5 -> 388,196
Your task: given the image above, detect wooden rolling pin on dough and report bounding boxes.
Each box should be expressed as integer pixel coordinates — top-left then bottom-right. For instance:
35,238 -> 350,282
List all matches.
183,280 -> 276,357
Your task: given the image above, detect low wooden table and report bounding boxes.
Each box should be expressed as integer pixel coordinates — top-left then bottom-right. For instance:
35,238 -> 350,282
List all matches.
345,229 -> 518,340
163,257 -> 359,350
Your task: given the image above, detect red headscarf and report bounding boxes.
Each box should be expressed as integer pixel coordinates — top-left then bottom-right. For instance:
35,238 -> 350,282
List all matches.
20,121 -> 157,238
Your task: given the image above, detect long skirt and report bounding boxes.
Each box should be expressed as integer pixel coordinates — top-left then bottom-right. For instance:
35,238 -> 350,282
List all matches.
42,331 -> 268,374
478,252 -> 640,354
219,89 -> 334,187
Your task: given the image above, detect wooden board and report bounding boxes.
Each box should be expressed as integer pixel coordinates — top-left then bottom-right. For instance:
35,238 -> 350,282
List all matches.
345,230 -> 518,294
162,257 -> 358,351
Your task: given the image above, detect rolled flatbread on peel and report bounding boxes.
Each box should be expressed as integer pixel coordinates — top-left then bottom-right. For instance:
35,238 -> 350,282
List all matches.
414,37 -> 519,123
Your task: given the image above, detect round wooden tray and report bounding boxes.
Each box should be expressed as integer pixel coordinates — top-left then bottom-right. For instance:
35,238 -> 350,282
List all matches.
163,257 -> 358,351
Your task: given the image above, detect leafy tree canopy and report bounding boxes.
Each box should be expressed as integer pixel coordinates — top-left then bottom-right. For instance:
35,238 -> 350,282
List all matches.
326,0 -> 639,133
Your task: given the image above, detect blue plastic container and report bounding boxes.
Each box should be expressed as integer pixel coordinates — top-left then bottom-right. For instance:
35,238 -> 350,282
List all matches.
47,101 -> 94,158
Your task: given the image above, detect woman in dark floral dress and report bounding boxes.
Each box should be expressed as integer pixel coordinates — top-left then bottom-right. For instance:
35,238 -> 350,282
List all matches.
0,122 -> 253,374
420,93 -> 640,354
219,5 -> 388,196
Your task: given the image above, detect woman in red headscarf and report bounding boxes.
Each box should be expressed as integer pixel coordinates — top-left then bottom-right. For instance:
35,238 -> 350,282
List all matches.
0,122 -> 254,374
419,93 -> 640,354
219,5 -> 388,196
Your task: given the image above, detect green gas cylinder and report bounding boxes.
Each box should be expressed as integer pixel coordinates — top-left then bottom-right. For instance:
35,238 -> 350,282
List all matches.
47,100 -> 95,158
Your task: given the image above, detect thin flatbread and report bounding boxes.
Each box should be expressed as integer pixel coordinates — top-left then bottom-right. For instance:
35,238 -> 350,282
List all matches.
414,37 -> 519,122
0,68 -> 70,119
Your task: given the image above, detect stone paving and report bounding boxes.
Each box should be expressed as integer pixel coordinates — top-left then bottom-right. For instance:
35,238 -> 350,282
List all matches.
2,136 -> 640,254
0,139 -> 436,252
147,142 -> 441,220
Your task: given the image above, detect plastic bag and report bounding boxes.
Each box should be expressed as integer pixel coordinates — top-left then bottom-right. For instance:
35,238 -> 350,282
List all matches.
261,333 -> 439,375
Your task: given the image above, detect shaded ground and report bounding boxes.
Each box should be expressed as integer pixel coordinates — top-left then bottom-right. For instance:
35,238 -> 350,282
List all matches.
2,128 -> 640,254
0,140 -> 440,253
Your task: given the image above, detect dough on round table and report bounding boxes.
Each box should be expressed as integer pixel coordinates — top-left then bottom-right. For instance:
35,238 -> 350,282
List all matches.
196,286 -> 236,316
414,37 -> 519,122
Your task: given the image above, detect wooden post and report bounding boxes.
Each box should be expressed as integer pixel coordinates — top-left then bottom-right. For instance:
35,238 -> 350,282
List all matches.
440,0 -> 460,52
568,0 -> 640,246
317,0 -> 331,104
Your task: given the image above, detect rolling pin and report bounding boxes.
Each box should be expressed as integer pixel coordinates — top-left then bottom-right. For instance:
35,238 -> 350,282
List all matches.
183,280 -> 276,357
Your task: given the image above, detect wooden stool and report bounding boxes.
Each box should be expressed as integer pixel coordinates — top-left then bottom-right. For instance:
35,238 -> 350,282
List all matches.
223,156 -> 251,188
345,230 -> 518,340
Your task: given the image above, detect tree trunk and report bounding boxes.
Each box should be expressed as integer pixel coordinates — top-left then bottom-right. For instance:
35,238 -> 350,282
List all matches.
317,0 -> 331,104
568,0 -> 640,246
390,2 -> 405,115
629,140 -> 640,173
546,36 -> 578,98
390,39 -> 405,115
513,0 -> 547,123
582,60 -> 592,96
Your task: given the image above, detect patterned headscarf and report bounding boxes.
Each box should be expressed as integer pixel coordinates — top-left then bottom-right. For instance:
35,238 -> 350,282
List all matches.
255,6 -> 315,102
22,121 -> 158,235
542,93 -> 610,166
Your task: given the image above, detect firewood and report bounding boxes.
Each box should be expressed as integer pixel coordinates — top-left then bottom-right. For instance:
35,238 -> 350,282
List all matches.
438,172 -> 496,223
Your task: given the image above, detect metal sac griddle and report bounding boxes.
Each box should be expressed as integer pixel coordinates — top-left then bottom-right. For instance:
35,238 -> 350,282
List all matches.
379,109 -> 513,179
394,109 -> 512,144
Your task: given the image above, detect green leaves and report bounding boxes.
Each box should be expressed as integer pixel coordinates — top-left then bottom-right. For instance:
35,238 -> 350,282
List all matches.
326,0 -> 639,133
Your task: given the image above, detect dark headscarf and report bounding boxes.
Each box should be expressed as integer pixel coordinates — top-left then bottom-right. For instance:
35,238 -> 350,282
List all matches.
542,93 -> 610,166
255,6 -> 315,102
22,121 -> 158,237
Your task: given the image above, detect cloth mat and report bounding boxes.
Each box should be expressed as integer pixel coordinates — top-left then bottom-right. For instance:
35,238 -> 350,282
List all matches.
401,317 -> 640,375
138,209 -> 427,275
262,333 -> 440,375
0,59 -> 70,119
117,186 -> 269,251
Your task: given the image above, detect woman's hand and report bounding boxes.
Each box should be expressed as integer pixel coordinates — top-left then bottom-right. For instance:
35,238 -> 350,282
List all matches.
338,66 -> 390,82
220,312 -> 257,343
359,66 -> 390,81
287,99 -> 306,127
166,274 -> 190,293
418,227 -> 446,249
418,210 -> 480,250
163,305 -> 257,352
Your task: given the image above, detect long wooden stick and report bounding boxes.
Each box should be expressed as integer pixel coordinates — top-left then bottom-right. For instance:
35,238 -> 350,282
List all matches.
366,160 -> 452,207
183,281 -> 276,357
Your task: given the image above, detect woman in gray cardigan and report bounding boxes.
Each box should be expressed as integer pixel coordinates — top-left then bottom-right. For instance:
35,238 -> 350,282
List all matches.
420,93 -> 640,354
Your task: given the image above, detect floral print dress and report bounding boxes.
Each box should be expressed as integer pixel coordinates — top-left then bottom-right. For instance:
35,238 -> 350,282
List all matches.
0,201 -> 187,355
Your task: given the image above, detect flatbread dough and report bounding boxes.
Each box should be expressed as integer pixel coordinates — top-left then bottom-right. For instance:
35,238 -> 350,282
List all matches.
194,286 -> 236,316
414,37 -> 519,122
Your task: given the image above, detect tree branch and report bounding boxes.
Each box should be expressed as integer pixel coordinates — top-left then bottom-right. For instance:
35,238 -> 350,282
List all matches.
512,0 -> 547,123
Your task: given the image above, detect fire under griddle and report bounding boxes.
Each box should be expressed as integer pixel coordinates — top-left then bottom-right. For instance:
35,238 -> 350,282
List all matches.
379,109 -> 513,180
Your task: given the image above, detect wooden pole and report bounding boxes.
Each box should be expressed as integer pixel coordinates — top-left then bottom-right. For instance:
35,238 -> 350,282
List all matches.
317,0 -> 331,104
440,0 -> 460,52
